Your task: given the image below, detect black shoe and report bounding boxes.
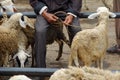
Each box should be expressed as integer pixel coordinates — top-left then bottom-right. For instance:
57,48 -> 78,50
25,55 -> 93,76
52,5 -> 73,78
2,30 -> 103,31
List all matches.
107,45 -> 120,54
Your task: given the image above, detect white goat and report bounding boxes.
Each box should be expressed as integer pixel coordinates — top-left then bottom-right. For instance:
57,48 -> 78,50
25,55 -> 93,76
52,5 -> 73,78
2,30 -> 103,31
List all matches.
0,0 -> 17,25
68,7 -> 116,68
0,0 -> 17,13
9,75 -> 32,80
13,14 -> 32,68
0,13 -> 30,67
49,66 -> 120,80
13,50 -> 31,68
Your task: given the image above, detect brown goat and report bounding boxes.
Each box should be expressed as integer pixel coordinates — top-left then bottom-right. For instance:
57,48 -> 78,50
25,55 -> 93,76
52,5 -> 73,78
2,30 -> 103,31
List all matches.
19,12 -> 70,67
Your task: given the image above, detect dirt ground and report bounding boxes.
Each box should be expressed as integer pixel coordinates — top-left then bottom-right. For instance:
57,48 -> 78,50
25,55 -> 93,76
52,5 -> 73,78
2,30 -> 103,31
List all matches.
13,0 -> 120,70
2,0 -> 120,79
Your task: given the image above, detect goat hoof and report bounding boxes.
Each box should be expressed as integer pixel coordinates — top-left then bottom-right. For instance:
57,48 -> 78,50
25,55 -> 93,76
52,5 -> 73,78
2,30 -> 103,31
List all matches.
56,58 -> 60,61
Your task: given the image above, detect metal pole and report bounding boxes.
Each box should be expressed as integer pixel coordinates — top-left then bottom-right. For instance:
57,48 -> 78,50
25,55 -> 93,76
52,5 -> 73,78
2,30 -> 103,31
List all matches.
0,67 -> 58,77
0,12 -> 120,18
0,67 -> 120,77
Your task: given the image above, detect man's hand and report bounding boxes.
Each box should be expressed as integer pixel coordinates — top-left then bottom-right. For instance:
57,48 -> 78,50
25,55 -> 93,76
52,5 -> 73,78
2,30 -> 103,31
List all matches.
42,10 -> 58,23
63,14 -> 74,25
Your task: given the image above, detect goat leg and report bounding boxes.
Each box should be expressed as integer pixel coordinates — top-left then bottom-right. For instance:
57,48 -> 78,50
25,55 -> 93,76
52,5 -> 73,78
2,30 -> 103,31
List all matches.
31,44 -> 35,67
56,40 -> 63,61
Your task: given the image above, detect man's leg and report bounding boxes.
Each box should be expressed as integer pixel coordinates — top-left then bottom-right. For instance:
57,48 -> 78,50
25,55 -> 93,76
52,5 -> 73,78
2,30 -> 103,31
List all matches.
107,0 -> 120,54
34,15 -> 49,67
34,15 -> 49,80
67,17 -> 81,45
107,19 -> 120,54
115,0 -> 120,49
116,18 -> 120,48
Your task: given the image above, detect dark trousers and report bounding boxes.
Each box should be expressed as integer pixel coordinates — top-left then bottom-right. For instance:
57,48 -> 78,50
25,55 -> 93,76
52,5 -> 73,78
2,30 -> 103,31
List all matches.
114,0 -> 120,46
34,15 -> 81,68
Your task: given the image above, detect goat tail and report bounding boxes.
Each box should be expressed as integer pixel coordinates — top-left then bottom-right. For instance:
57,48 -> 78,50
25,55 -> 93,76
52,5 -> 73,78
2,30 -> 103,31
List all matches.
68,49 -> 79,67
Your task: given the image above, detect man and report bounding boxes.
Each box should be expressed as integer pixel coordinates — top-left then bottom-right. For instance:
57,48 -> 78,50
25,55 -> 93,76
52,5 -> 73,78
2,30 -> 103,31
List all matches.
29,0 -> 82,68
107,0 -> 120,54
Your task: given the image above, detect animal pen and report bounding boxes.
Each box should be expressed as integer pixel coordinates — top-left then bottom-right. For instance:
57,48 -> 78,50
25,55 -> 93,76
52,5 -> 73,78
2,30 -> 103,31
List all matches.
0,11 -> 120,77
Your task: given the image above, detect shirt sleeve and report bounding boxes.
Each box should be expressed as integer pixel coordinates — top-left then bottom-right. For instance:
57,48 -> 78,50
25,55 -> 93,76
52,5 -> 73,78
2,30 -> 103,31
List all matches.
39,6 -> 48,15
29,0 -> 47,15
67,12 -> 77,17
66,0 -> 82,17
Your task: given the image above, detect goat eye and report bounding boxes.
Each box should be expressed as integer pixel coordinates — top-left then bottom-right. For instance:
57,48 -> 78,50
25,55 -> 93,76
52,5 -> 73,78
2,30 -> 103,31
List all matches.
2,7 -> 6,12
12,0 -> 15,3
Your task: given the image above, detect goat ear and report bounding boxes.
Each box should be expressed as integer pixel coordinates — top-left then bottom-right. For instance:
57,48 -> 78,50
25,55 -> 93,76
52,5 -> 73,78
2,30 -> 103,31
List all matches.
88,13 -> 99,19
13,6 -> 17,12
25,53 -> 31,58
0,6 -> 6,13
0,8 -> 3,13
109,12 -> 116,18
19,15 -> 26,28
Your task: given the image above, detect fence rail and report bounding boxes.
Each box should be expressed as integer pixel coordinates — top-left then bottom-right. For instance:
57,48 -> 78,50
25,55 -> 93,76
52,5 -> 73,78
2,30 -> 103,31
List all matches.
0,67 -> 120,77
0,67 -> 58,77
0,12 -> 120,18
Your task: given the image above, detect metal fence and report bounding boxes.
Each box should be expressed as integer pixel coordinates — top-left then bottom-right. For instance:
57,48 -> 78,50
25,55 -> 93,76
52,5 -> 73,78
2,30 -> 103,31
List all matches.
0,12 -> 120,18
0,12 -> 120,77
0,67 -> 58,77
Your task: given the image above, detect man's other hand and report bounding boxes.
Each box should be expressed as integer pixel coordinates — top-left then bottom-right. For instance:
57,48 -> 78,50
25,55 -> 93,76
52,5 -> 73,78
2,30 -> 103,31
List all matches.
42,10 -> 58,23
63,14 -> 74,25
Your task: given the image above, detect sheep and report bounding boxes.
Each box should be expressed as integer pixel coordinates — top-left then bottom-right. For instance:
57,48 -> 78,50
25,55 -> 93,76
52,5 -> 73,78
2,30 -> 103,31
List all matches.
82,0 -> 89,10
9,75 -> 32,80
10,13 -> 31,68
46,18 -> 70,61
19,15 -> 36,67
83,0 -> 113,11
12,29 -> 30,67
49,66 -> 120,80
101,0 -> 113,11
19,12 -> 70,66
82,0 -> 100,10
0,13 -> 30,67
0,0 -> 17,24
0,0 -> 17,13
0,25 -> 18,67
13,49 -> 31,68
68,7 -> 116,68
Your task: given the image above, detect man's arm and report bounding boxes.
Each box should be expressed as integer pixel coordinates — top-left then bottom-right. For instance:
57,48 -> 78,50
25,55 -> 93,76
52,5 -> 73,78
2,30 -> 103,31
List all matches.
29,0 -> 58,23
67,0 -> 82,16
64,0 -> 82,25
29,0 -> 47,15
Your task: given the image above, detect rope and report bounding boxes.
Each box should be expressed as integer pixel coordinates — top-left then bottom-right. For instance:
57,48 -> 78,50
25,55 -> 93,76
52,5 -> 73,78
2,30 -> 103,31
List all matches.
53,11 -> 80,28
52,11 -> 80,35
